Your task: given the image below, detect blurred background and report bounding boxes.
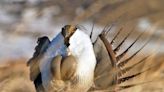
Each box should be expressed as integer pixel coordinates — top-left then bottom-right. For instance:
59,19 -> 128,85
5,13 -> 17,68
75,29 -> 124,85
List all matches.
0,0 -> 163,92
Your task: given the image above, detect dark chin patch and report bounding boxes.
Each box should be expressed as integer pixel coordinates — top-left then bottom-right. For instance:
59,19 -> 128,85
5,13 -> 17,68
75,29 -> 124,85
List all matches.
66,42 -> 70,47
64,37 -> 70,47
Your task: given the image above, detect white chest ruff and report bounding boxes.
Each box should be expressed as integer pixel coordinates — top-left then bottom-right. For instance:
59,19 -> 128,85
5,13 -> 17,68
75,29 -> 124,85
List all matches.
69,29 -> 96,89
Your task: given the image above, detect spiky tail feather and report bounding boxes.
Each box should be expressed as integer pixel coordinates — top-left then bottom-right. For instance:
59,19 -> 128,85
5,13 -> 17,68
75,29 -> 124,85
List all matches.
90,24 -> 161,92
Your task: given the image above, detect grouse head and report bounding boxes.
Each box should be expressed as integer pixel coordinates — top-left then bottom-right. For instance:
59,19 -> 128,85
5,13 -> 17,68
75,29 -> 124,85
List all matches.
61,25 -> 77,47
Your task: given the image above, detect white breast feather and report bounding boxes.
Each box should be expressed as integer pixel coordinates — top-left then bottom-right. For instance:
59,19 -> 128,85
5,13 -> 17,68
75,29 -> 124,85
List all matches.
69,29 -> 96,87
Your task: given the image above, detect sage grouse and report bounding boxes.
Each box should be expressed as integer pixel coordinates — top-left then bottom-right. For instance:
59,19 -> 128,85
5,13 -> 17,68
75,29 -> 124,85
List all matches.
27,25 -> 158,92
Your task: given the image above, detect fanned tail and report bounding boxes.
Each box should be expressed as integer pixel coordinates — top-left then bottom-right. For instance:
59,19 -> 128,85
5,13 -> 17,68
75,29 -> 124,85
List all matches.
91,24 -> 161,92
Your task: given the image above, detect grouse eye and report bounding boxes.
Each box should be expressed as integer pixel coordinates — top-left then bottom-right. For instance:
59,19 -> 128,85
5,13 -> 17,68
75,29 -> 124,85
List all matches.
62,28 -> 66,37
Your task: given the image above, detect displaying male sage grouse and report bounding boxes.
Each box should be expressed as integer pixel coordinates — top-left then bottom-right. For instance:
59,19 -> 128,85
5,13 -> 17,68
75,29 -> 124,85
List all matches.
27,25 -> 158,92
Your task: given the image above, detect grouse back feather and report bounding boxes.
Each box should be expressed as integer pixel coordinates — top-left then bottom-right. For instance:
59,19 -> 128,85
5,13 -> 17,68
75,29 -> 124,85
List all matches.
27,36 -> 50,92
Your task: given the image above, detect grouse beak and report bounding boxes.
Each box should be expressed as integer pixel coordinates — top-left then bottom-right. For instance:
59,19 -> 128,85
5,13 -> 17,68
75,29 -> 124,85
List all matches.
61,25 -> 77,47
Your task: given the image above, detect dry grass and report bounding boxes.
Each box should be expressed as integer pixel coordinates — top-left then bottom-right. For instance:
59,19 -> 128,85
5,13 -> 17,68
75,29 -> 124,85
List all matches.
0,59 -> 35,92
0,54 -> 163,92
